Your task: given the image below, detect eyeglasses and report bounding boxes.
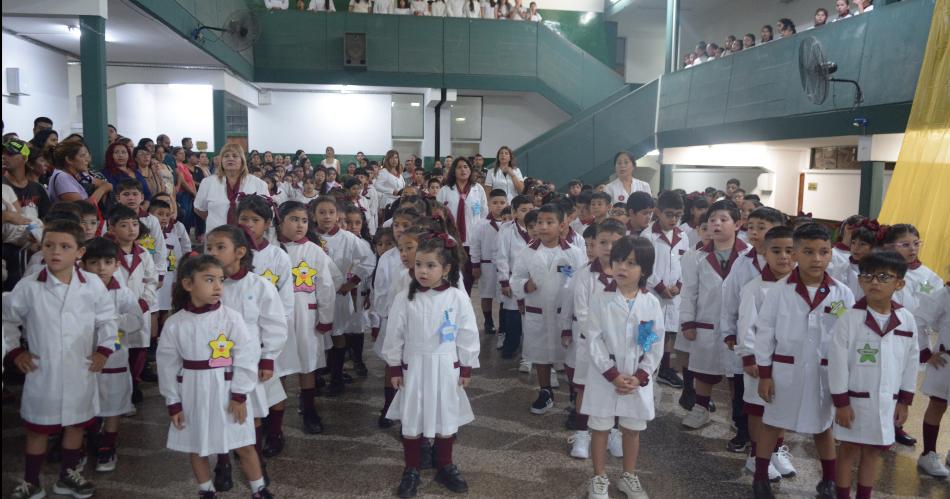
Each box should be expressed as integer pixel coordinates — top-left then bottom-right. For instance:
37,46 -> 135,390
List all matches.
858,273 -> 899,283
890,241 -> 923,250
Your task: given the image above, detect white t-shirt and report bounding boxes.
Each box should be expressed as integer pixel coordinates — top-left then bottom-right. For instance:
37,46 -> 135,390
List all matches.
375,0 -> 395,14
446,0 -> 466,17
308,0 -> 337,11
603,177 -> 652,205
410,0 -> 427,15
194,174 -> 269,235
480,1 -> 495,18
430,1 -> 447,16
350,0 -> 370,13
484,167 -> 524,202
264,0 -> 289,9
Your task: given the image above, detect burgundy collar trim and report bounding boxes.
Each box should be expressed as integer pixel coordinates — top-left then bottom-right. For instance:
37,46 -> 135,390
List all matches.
787,269 -> 835,311
418,282 -> 451,292
853,298 -> 902,336
651,222 -> 682,248
105,277 -> 121,290
908,259 -> 922,270
318,225 -> 341,237
701,239 -> 748,279
227,268 -> 250,281
184,301 -> 222,314
834,242 -> 850,251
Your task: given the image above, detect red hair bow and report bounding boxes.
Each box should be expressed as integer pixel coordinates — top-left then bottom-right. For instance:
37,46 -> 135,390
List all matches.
686,191 -> 703,201
797,211 -> 813,218
428,231 -> 457,249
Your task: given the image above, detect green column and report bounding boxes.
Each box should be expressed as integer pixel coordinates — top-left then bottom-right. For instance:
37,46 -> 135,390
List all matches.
858,161 -> 885,218
213,90 -> 226,153
79,16 -> 107,169
664,0 -> 680,74
659,164 -> 674,191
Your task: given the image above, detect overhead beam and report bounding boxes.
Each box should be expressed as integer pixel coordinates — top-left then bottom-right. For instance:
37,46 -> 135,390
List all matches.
605,0 -> 636,18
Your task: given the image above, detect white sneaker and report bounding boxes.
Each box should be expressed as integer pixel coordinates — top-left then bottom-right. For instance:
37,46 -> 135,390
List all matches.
917,451 -> 950,477
550,371 -> 560,388
608,428 -> 624,458
519,359 -> 531,373
617,471 -> 649,499
681,406 -> 710,429
496,333 -> 505,350
744,455 -> 782,481
588,474 -> 610,499
569,431 -> 591,459
771,445 -> 797,478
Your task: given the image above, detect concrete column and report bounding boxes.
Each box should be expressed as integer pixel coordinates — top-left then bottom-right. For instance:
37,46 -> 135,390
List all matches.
213,90 -> 226,153
858,161 -> 885,218
79,15 -> 107,168
664,0 -> 680,74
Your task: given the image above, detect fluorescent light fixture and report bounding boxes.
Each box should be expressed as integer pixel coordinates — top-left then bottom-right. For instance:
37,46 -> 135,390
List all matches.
580,12 -> 595,25
410,102 -> 420,107
646,149 -> 659,156
455,117 -> 466,122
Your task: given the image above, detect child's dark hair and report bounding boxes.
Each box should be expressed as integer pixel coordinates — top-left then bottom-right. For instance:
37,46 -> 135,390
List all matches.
148,199 -> 171,212
373,227 -> 395,249
108,204 -> 139,227
42,220 -> 85,246
858,250 -> 908,279
524,209 -> 540,227
727,178 -> 740,187
82,237 -> 120,262
625,192 -> 655,212
343,203 -> 372,243
407,233 -> 461,301
44,207 -> 82,226
489,188 -> 507,200
838,215 -> 866,241
207,225 -> 255,273
880,224 -> 919,245
764,225 -> 794,243
575,190 -> 593,207
706,199 -> 740,223
343,176 -> 362,192
608,236 -> 655,289
172,254 -> 224,311
748,206 -> 786,226
500,206 -> 512,217
511,194 -> 533,211
657,191 -> 684,211
582,224 -> 598,240
116,178 -> 143,195
555,197 -> 575,217
850,224 -> 878,246
237,194 -> 276,223
598,219 -> 628,237
392,206 -> 421,223
590,192 -> 612,206
793,222 -> 831,243
567,179 -> 582,189
538,202 -> 564,223
46,201 -> 82,221
76,200 -> 98,218
278,200 -> 308,224
683,194 -> 710,224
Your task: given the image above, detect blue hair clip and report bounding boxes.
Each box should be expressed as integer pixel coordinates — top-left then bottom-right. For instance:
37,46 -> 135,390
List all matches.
638,320 -> 658,351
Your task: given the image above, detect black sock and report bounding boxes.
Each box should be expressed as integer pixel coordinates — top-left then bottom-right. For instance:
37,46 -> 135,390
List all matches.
661,351 -> 671,370
346,333 -> 365,364
682,368 -> 694,391
482,309 -> 493,328
330,347 -> 344,381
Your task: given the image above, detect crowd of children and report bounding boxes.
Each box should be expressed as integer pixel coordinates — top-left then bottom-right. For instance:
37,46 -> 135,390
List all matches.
2,139 -> 948,499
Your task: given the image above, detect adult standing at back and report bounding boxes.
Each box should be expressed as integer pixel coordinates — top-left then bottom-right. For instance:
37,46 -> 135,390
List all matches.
193,143 -> 268,235
603,151 -> 651,204
484,146 -> 524,202
374,149 -> 405,220
437,157 -> 488,292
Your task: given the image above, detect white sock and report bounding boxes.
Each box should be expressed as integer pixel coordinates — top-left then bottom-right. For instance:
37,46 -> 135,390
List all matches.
198,480 -> 215,492
249,477 -> 265,493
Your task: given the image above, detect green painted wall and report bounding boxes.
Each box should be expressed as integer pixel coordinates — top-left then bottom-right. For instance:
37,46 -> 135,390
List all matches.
537,10 -> 616,68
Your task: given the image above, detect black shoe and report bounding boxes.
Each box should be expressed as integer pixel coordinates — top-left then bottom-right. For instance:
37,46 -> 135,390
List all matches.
727,434 -> 749,453
314,375 -> 326,396
302,412 -> 324,434
434,464 -> 469,493
565,410 -> 578,431
341,372 -> 354,384
815,479 -> 836,499
752,479 -> 775,499
327,380 -> 345,397
263,432 -> 284,458
397,468 -> 421,498
500,351 -> 515,359
140,365 -> 159,383
530,388 -> 554,415
378,414 -> 395,429
251,487 -> 274,499
895,427 -> 917,446
420,439 -> 434,470
198,491 -> 217,499
131,386 -> 144,405
354,362 -> 369,377
213,462 -> 233,492
657,367 -> 684,388
485,324 -> 496,335
678,388 -> 695,411
708,399 -> 717,413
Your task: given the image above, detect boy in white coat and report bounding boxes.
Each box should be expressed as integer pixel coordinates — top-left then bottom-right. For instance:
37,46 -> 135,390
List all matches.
752,223 -> 855,499
4,221 -> 117,499
915,282 -> 950,477
828,251 -> 918,499
469,188 -> 509,335
494,195 -> 535,359
512,203 -> 586,415
584,236 -> 664,499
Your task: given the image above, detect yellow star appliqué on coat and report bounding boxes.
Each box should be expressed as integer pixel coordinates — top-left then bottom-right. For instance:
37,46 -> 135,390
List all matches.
292,261 -> 318,292
167,252 -> 177,271
208,332 -> 234,368
261,269 -> 279,286
138,235 -> 156,254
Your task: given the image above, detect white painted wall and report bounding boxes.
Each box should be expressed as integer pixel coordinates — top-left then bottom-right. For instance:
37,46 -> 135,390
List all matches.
1,0 -> 107,17
538,0 -> 603,13
2,33 -> 70,138
801,170 -> 861,220
679,0 -> 832,52
114,83 -> 215,150
478,93 -> 568,155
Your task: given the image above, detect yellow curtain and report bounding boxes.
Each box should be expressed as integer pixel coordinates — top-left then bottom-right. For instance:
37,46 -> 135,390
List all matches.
878,0 -> 950,280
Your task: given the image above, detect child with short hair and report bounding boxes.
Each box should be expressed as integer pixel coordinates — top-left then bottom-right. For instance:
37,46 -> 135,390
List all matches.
5,220 -> 117,499
584,236 -> 663,499
81,237 -> 148,473
832,215 -> 867,267
589,192 -> 611,226
830,219 -> 878,300
150,196 -> 186,319
556,197 -> 583,250
625,192 -> 654,235
381,233 -> 480,498
77,200 -> 103,240
915,275 -> 950,477
642,191 -> 689,390
341,204 -> 374,377
680,193 -> 709,248
827,251 -> 918,499
570,191 -> 595,236
752,223 -> 855,499
469,189 -> 509,337
157,254 -> 273,499
512,204 -> 587,415
494,195 -> 534,359
582,224 -> 598,262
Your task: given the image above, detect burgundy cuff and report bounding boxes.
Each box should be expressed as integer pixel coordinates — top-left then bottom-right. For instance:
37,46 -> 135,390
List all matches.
138,299 -> 149,313
371,327 -> 380,340
603,366 -> 620,382
561,329 -> 572,338
5,346 -> 26,364
316,322 -> 332,333
459,366 -> 472,378
681,321 -> 698,330
348,274 -> 362,285
758,365 -> 773,379
387,365 -> 403,378
167,403 -> 183,416
259,359 -> 274,371
920,348 -> 932,364
742,355 -> 756,367
724,334 -> 736,344
500,280 -> 510,288
831,393 -> 851,408
634,368 -> 649,387
472,262 -> 482,269
897,390 -> 914,406
654,281 -> 668,294
159,274 -> 165,283
95,346 -> 114,358
230,393 -> 247,403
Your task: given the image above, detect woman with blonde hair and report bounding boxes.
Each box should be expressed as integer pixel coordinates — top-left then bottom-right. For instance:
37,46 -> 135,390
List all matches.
194,143 -> 269,235
373,149 -> 406,220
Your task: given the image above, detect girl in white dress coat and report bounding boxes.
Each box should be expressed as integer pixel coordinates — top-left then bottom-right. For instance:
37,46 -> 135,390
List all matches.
437,157 -> 488,293
157,255 -> 272,498
583,236 -> 664,499
382,233 -> 480,497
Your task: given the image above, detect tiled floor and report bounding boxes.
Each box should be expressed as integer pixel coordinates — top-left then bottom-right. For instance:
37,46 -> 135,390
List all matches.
2,308 -> 948,498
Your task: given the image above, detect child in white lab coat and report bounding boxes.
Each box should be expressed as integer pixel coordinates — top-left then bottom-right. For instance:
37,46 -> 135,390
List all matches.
382,233 -> 480,498
4,221 -> 117,499
829,220 -> 879,300
343,203 -> 375,377
583,236 -> 664,499
494,195 -> 535,359
469,188 -> 509,336
915,280 -> 950,477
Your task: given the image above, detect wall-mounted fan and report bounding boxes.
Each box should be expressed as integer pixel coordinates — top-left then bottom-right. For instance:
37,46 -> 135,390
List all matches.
798,36 -> 863,107
190,9 -> 260,52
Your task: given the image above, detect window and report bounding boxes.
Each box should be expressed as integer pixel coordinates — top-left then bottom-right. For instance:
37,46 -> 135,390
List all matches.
391,93 -> 424,140
450,96 -> 482,142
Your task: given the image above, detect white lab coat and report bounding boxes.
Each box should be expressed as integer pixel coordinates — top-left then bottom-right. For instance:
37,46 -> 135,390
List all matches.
469,216 -> 503,300
828,301 -> 918,445
371,247 -> 403,359
98,276 -> 146,417
252,242 -> 295,326
375,0 -> 395,14
410,0 -> 428,15
321,226 -> 377,337
720,248 -> 767,375
484,167 -> 524,202
117,243 -> 158,349
568,260 -> 614,387
582,287 -> 665,421
158,304 -> 259,456
895,263 -> 944,315
279,240 -> 337,375
678,222 -> 701,249
736,273 -> 780,407
831,242 -> 851,269
382,286 -> 480,437
678,239 -> 750,375
641,223 -> 688,333
446,0 -> 465,16
308,0 -> 337,11
138,212 -> 168,286
157,222 -> 190,311
830,256 -> 863,301
463,1 -> 481,17
480,0 -> 495,19
917,287 -> 950,400
436,183 -> 488,245
493,221 -> 531,311
221,270 -> 288,417
3,267 -> 117,426
603,177 -> 651,205
347,238 -> 375,334
194,175 -> 269,236
755,271 -> 855,434
511,240 -> 586,365
374,168 -> 405,210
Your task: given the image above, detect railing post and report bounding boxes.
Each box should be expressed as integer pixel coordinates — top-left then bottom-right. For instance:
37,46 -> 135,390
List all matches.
664,0 -> 680,74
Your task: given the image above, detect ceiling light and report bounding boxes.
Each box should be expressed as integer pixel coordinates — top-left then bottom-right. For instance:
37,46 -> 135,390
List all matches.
410,102 -> 420,107
646,149 -> 659,156
455,117 -> 466,122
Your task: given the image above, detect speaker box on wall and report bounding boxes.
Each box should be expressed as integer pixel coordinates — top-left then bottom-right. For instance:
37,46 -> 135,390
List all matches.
344,32 -> 367,68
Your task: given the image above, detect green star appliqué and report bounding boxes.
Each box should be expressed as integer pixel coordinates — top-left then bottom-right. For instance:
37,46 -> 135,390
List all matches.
918,280 -> 934,295
857,343 -> 879,363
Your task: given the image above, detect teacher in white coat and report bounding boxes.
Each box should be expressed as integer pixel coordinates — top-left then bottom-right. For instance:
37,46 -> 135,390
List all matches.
194,143 -> 269,235
437,156 -> 488,293
484,145 -> 524,202
604,151 -> 651,204
374,149 -> 406,223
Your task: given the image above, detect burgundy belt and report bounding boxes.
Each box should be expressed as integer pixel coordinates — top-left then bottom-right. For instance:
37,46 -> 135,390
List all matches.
772,354 -> 828,366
